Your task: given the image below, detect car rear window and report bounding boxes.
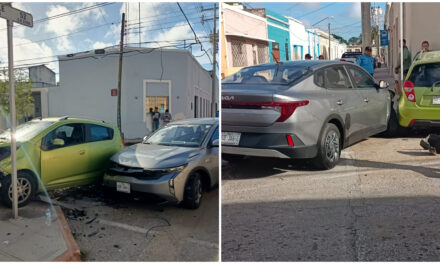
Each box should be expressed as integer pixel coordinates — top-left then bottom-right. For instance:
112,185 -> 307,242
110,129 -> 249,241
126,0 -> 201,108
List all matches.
342,53 -> 362,58
222,64 -> 312,85
89,124 -> 113,142
408,63 -> 440,87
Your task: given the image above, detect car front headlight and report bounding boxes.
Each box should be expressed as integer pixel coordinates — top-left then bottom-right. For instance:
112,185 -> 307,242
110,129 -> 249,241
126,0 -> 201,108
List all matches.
158,164 -> 187,174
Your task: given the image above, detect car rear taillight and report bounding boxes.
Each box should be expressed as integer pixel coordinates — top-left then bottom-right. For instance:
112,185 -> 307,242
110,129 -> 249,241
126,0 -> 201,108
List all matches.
121,138 -> 125,147
410,119 -> 415,126
340,59 -> 346,62
261,101 -> 310,122
403,80 -> 416,102
286,135 -> 294,146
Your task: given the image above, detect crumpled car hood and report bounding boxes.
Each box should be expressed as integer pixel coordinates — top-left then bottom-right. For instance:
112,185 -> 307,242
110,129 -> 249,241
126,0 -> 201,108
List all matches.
111,143 -> 200,169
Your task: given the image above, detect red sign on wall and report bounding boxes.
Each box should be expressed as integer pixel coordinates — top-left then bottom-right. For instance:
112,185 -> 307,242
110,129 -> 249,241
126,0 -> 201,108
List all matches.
111,89 -> 118,96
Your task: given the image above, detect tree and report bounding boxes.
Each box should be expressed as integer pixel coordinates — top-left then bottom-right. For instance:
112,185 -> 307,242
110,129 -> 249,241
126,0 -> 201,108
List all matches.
0,68 -> 34,122
331,34 -> 349,45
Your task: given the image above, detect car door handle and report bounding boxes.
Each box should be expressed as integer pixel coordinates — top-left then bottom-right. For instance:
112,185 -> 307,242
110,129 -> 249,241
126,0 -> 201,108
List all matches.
337,99 -> 344,105
363,98 -> 369,103
79,150 -> 86,155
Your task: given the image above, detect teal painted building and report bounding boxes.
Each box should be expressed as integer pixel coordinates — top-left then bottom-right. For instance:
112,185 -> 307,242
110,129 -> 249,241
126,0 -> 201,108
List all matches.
265,9 -> 291,62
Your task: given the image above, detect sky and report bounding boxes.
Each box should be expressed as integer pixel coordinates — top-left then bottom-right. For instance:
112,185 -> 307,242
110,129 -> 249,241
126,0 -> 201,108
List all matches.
243,2 -> 387,42
0,2 -> 217,81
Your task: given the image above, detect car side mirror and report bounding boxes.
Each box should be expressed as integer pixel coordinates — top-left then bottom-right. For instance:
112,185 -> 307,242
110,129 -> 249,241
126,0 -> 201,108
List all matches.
143,136 -> 148,142
210,139 -> 219,148
379,80 -> 389,89
52,138 -> 65,147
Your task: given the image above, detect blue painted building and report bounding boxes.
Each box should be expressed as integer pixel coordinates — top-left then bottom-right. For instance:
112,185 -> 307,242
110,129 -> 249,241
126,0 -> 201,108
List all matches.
265,9 -> 291,63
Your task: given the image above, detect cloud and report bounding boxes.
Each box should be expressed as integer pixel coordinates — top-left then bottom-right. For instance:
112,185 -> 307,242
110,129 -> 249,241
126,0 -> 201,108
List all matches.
299,3 -> 321,10
0,37 -> 55,72
92,41 -> 114,49
348,3 -> 361,20
45,3 -> 107,51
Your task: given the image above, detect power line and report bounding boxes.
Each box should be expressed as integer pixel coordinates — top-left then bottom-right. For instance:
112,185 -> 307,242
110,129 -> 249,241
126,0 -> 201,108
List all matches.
0,2 -> 115,31
296,3 -> 336,19
176,2 -> 212,65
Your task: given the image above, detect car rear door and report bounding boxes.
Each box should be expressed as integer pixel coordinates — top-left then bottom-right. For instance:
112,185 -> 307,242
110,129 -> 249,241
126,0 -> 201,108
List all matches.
84,124 -> 121,178
40,123 -> 90,188
346,65 -> 389,134
315,65 -> 364,140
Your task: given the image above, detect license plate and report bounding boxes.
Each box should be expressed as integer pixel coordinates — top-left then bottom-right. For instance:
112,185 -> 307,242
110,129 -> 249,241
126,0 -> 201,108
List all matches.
222,132 -> 241,146
433,96 -> 440,105
116,182 -> 130,193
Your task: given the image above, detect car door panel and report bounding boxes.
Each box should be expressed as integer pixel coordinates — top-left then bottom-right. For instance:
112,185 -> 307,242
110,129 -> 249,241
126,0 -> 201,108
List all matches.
40,123 -> 93,188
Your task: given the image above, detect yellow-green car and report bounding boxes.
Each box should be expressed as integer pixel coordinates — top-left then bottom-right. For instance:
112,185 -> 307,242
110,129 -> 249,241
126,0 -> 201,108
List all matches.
0,117 -> 124,207
399,51 -> 440,127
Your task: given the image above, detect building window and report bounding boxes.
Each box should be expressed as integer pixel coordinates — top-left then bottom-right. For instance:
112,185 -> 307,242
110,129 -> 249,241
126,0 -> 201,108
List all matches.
146,96 -> 168,115
252,44 -> 258,65
231,39 -> 247,67
257,44 -> 269,64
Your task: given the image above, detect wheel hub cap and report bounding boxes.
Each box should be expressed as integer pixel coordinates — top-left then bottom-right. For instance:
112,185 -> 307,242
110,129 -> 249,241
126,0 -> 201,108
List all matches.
325,131 -> 340,163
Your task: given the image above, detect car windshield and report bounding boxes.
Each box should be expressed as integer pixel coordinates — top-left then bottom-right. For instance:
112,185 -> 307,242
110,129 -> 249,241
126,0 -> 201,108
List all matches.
145,124 -> 213,147
0,121 -> 54,142
409,63 -> 440,87
222,64 -> 311,85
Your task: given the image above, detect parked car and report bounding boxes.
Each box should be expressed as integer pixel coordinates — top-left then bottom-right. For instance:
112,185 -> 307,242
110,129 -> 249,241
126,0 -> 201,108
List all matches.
103,118 -> 219,209
0,117 -> 124,207
340,52 -> 362,63
398,50 -> 440,127
222,61 -> 393,169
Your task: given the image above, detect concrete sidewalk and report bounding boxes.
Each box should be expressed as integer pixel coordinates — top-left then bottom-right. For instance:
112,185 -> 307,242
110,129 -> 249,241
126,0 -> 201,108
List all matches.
0,200 -> 80,261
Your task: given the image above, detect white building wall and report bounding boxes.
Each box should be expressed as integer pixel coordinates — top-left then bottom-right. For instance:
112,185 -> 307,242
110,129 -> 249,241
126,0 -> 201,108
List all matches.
287,17 -> 309,60
48,48 -> 216,141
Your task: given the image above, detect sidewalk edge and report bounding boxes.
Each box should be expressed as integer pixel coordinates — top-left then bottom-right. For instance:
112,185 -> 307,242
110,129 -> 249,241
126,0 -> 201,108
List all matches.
53,206 -> 81,261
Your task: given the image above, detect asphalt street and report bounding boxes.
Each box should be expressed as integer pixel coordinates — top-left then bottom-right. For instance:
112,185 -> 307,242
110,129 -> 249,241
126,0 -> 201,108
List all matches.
222,135 -> 440,261
47,186 -> 219,261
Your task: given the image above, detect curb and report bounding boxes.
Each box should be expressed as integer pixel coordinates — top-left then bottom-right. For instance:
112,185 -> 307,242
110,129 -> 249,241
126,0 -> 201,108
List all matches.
54,206 -> 81,261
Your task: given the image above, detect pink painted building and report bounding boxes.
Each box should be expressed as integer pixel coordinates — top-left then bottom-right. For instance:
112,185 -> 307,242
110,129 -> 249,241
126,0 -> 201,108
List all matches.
221,3 -> 270,78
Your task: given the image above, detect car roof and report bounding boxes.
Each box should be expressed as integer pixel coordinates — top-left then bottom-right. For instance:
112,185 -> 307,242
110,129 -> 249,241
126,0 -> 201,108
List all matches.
36,117 -> 114,126
245,60 -> 355,71
171,118 -> 218,125
414,50 -> 440,64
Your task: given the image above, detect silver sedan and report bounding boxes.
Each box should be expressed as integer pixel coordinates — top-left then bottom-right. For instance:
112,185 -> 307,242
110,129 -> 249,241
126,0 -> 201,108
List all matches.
103,118 -> 219,209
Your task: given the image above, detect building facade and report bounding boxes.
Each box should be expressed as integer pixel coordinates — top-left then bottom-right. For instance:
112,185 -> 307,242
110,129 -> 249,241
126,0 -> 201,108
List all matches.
385,2 -> 440,76
265,9 -> 291,62
47,47 -> 217,141
306,29 -> 320,59
221,3 -> 270,78
287,17 -> 308,60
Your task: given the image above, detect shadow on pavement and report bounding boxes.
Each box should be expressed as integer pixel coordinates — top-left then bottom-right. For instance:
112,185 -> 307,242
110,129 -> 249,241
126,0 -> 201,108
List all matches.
222,196 -> 440,261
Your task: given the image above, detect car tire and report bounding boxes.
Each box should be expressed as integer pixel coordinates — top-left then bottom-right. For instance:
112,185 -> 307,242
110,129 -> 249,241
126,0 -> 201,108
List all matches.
1,171 -> 37,208
313,123 -> 341,170
183,172 -> 203,209
380,106 -> 398,138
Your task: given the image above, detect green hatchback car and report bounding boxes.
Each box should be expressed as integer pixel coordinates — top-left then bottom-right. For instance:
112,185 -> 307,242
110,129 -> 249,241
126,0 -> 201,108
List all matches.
0,117 -> 124,207
399,51 -> 440,127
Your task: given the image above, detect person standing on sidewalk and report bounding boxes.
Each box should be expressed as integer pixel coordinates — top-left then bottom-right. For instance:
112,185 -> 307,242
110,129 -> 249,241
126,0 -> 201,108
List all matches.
394,39 -> 412,78
161,109 -> 172,126
413,40 -> 430,60
357,46 -> 374,76
152,107 -> 161,132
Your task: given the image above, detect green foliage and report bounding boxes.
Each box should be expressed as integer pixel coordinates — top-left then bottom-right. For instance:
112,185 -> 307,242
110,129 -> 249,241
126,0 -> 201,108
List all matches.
331,34 -> 349,45
0,68 -> 34,121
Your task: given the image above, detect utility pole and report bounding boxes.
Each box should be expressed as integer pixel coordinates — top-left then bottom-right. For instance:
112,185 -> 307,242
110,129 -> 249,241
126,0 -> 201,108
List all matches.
361,2 -> 372,51
328,23 -> 331,59
0,3 -> 33,219
117,13 -> 125,136
211,3 -> 217,117
138,2 -> 141,47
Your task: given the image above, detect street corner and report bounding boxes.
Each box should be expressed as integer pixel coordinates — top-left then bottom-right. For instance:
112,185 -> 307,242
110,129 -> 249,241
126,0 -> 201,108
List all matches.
0,200 -> 79,261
